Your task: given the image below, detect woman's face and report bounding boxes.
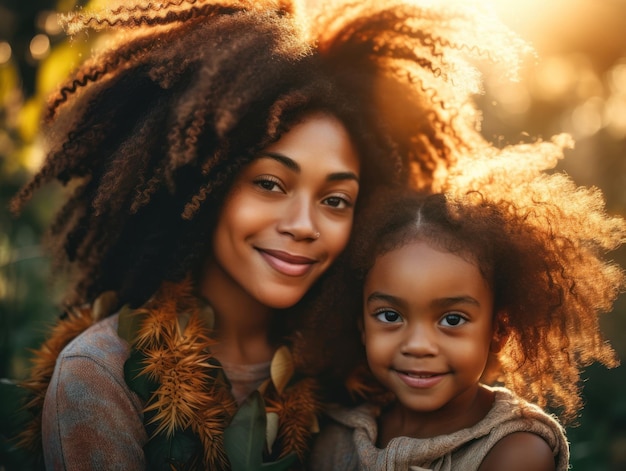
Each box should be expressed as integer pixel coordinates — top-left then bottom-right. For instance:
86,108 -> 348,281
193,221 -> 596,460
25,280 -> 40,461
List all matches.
208,113 -> 360,309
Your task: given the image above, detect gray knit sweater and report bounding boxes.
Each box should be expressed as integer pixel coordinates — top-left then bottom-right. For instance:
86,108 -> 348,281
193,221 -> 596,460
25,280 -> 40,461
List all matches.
309,386 -> 569,471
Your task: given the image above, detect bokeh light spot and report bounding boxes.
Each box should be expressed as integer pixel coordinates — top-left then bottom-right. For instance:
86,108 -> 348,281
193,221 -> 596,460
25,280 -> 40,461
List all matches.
40,11 -> 63,36
570,96 -> 604,138
609,60 -> 626,95
29,34 -> 50,61
531,55 -> 578,101
605,95 -> 626,139
0,41 -> 12,65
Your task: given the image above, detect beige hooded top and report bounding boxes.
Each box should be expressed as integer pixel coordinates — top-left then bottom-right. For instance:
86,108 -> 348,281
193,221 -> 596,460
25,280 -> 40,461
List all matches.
309,386 -> 569,471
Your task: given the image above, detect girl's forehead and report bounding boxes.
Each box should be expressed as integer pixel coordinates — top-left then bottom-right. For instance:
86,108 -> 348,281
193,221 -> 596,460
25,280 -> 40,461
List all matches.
372,235 -> 486,280
365,240 -> 494,305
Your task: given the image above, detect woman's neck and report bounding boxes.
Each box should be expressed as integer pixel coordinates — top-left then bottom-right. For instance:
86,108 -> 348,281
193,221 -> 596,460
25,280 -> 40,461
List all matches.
198,259 -> 275,365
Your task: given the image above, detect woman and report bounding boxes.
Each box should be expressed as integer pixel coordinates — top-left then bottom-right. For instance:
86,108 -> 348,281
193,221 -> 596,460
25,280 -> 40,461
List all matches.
10,0 -> 527,469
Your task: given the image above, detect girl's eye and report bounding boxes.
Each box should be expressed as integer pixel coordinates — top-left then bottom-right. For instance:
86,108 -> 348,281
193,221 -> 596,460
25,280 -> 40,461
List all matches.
440,313 -> 467,327
254,177 -> 283,193
374,310 -> 402,324
323,195 -> 353,209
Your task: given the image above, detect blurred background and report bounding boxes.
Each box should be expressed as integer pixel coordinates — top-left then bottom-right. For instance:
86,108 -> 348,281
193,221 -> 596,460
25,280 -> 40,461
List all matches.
0,0 -> 624,469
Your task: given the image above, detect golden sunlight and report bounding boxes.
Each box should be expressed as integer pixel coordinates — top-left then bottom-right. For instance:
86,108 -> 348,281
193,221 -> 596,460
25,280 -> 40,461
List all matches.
481,0 -> 626,141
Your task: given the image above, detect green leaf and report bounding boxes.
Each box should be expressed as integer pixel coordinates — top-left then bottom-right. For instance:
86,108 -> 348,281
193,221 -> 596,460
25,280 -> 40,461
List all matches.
266,411 -> 279,454
270,346 -> 294,395
123,348 -> 158,402
223,390 -> 266,471
177,310 -> 192,334
144,428 -> 202,471
116,304 -> 142,344
260,453 -> 298,470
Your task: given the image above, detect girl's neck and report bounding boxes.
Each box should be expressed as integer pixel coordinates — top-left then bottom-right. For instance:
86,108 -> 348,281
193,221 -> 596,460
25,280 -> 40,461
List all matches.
198,259 -> 275,365
377,384 -> 494,447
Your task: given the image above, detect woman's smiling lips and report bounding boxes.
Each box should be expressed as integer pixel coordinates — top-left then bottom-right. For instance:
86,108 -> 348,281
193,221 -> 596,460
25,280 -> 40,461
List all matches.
257,248 -> 318,277
394,369 -> 446,389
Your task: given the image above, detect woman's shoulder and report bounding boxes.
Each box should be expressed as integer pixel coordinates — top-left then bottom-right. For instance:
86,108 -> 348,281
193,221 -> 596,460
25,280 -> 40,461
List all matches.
42,313 -> 147,469
59,313 -> 127,367
44,311 -> 143,428
52,313 -> 132,395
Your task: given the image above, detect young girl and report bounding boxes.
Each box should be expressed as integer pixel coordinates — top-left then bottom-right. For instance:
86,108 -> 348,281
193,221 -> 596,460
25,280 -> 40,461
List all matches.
311,183 -> 625,470
6,1 -> 532,469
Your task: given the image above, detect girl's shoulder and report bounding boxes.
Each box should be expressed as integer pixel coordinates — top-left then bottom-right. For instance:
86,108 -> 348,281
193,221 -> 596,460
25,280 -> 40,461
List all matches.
467,386 -> 569,471
477,431 -> 556,471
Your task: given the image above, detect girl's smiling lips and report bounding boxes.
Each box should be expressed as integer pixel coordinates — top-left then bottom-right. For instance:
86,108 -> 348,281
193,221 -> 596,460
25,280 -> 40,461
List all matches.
257,248 -> 318,277
394,369 -> 446,389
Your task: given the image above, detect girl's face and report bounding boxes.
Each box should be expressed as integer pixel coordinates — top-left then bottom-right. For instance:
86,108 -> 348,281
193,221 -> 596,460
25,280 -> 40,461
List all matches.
208,113 -> 360,309
362,240 -> 495,424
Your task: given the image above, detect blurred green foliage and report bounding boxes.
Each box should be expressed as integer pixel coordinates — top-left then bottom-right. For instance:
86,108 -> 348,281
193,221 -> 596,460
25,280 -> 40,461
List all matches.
0,1 -> 625,470
1,0 -> 91,380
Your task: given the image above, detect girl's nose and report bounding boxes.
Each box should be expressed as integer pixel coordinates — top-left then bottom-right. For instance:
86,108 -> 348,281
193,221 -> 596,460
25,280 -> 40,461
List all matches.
277,195 -> 319,241
400,324 -> 439,357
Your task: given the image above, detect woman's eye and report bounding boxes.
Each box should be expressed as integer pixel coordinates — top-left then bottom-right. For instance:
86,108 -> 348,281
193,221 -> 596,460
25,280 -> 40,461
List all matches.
374,310 -> 402,323
440,313 -> 466,327
254,177 -> 283,193
323,195 -> 352,209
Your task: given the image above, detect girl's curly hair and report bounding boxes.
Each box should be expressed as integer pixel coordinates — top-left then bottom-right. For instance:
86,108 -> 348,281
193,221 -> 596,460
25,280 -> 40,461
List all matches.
346,167 -> 625,422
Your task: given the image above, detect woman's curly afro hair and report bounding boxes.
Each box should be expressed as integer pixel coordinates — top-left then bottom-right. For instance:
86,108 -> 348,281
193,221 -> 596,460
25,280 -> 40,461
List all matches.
11,0 -> 528,310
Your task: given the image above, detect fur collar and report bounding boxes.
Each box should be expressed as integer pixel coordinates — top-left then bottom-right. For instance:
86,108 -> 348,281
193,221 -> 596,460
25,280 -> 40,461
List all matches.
18,279 -> 321,470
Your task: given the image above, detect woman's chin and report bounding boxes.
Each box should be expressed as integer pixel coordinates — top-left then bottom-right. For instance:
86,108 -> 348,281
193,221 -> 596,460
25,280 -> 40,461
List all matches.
254,286 -> 311,310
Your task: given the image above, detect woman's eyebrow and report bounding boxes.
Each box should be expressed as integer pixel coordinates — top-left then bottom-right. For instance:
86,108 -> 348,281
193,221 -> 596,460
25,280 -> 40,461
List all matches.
258,152 -> 300,172
328,171 -> 359,183
257,151 -> 359,183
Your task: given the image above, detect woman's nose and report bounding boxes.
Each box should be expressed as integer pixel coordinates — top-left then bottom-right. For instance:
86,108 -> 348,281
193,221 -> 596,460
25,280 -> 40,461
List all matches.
400,324 -> 439,357
277,195 -> 319,241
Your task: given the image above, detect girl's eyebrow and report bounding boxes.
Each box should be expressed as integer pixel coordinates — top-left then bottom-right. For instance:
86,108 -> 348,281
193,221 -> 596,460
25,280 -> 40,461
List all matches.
366,292 -> 406,308
432,296 -> 481,308
257,151 -> 360,183
366,292 -> 481,308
